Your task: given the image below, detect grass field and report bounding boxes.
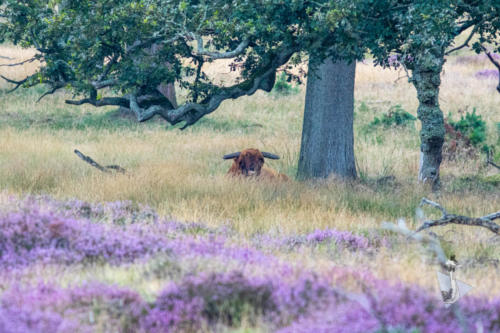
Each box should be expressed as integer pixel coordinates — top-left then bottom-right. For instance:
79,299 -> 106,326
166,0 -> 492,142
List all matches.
1,43 -> 500,331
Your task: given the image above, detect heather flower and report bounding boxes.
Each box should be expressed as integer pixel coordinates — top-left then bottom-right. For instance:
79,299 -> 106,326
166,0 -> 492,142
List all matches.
0,207 -> 172,267
142,270 -> 333,331
475,69 -> 499,79
0,283 -> 145,333
304,229 -> 370,250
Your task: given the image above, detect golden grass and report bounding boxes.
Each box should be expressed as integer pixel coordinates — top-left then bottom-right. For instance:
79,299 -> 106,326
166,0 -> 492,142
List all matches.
1,44 -> 499,297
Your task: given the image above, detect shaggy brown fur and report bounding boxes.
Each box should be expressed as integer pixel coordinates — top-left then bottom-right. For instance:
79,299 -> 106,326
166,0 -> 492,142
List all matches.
224,148 -> 289,181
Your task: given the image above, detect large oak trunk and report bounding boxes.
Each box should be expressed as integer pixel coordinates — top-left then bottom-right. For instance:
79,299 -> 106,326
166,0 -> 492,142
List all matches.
297,57 -> 357,180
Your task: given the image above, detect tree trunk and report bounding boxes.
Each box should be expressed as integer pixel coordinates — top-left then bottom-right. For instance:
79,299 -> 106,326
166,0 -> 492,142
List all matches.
157,82 -> 177,108
297,56 -> 357,180
412,50 -> 445,190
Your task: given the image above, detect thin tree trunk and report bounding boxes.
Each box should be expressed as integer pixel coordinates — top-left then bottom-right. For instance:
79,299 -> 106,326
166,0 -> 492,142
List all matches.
412,50 -> 445,190
297,56 -> 357,180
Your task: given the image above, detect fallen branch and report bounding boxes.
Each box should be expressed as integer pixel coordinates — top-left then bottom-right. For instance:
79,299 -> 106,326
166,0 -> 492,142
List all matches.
415,198 -> 500,235
74,149 -> 126,174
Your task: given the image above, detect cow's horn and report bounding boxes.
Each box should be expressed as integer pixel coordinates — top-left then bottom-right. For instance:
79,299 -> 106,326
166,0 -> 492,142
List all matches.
262,152 -> 280,159
223,152 -> 241,160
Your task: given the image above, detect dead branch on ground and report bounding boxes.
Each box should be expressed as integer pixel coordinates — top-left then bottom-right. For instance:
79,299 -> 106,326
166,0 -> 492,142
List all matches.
74,149 -> 126,174
415,198 -> 500,235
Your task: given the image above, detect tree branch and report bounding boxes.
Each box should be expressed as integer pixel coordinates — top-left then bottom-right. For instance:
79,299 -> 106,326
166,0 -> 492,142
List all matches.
415,197 -> 500,234
36,82 -> 65,102
0,75 -> 29,93
65,44 -> 297,129
65,96 -> 130,107
74,149 -> 125,174
456,19 -> 479,35
480,45 -> 500,93
193,36 -> 251,59
91,79 -> 119,90
481,45 -> 500,70
445,26 -> 477,55
0,55 -> 42,67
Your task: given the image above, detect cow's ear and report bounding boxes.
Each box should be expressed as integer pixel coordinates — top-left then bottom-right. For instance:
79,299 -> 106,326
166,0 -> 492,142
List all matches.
262,152 -> 280,160
223,152 -> 241,160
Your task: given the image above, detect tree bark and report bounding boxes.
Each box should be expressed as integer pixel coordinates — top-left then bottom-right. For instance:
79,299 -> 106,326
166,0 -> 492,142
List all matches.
297,56 -> 357,180
412,50 -> 445,190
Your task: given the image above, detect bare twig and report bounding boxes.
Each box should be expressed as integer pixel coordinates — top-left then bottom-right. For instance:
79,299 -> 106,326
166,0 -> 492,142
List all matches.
416,197 -> 500,235
0,55 -> 13,60
36,83 -> 65,102
445,26 -> 477,55
74,149 -> 125,174
0,55 -> 41,67
486,150 -> 500,171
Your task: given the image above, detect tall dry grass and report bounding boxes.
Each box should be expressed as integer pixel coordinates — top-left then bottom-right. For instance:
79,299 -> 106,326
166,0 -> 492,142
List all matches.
1,43 -> 499,295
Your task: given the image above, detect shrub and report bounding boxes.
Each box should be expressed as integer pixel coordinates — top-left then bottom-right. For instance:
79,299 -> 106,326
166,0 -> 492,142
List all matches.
447,109 -> 487,147
272,72 -> 299,96
368,105 -> 416,130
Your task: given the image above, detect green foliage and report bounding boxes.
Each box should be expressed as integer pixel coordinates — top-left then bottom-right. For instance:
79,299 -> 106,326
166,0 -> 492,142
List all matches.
272,72 -> 299,96
368,105 -> 416,130
447,109 -> 487,147
0,0 -> 363,128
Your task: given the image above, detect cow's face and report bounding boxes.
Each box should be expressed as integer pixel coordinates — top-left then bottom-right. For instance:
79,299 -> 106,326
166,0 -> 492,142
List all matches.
223,149 -> 280,177
237,149 -> 265,176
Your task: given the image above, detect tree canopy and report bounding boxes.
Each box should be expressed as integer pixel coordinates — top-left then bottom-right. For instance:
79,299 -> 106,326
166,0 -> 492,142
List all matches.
0,0 -> 366,128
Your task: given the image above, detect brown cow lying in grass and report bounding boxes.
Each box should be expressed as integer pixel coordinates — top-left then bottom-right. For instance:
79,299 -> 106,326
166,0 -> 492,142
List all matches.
223,148 -> 289,181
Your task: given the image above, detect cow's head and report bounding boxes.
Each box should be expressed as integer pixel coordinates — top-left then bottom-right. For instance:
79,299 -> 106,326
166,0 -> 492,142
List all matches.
223,148 -> 280,176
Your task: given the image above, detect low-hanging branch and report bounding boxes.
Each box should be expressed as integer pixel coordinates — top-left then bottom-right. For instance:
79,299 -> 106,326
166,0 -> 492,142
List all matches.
65,44 -> 298,129
415,198 -> 500,235
0,74 -> 29,93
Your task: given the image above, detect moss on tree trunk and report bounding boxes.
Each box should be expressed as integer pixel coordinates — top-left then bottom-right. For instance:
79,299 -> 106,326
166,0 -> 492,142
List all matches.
412,49 -> 445,190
